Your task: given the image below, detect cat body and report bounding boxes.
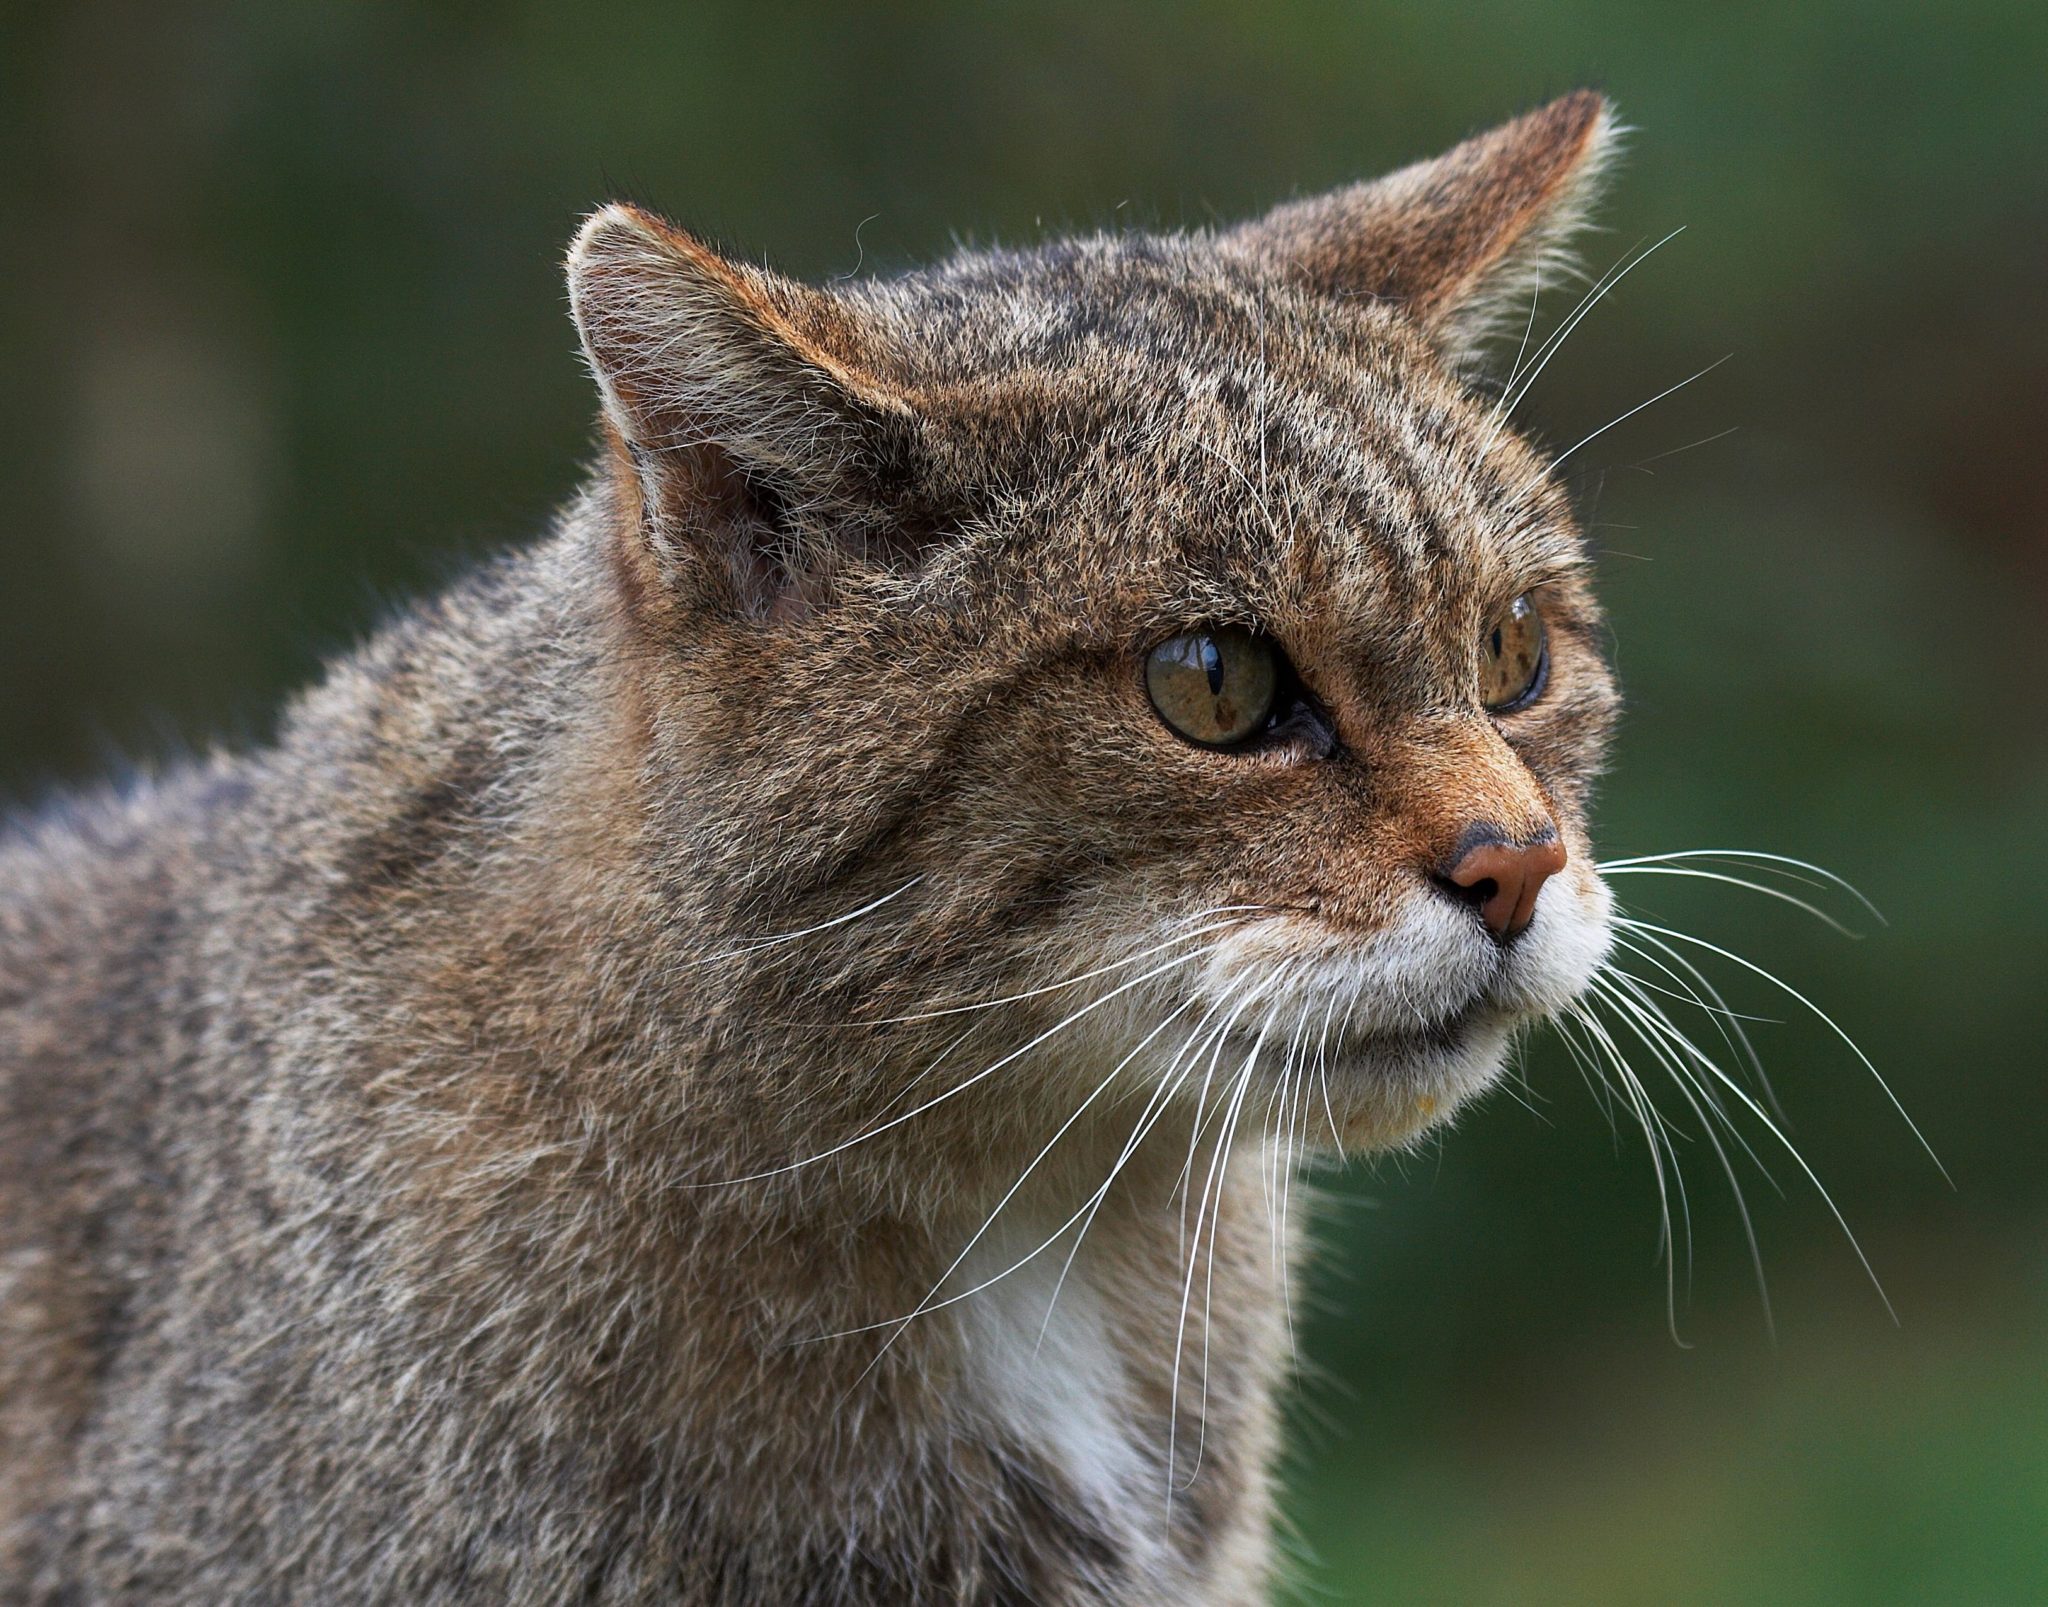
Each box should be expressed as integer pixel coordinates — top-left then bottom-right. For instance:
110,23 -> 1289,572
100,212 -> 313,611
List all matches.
1,94 -> 1619,1603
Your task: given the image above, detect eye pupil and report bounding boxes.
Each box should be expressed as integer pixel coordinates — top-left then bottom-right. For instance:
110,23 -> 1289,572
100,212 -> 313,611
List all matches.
1201,638 -> 1224,694
1490,627 -> 1504,657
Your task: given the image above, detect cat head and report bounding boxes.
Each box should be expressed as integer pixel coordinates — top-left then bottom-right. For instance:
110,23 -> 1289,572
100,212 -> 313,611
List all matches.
568,93 -> 1620,1152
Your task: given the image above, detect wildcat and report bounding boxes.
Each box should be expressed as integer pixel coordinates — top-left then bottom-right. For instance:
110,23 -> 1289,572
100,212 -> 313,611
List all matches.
1,92 -> 1621,1603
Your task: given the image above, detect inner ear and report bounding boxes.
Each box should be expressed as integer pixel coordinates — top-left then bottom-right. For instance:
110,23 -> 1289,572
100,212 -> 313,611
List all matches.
568,203 -> 931,624
626,437 -> 812,622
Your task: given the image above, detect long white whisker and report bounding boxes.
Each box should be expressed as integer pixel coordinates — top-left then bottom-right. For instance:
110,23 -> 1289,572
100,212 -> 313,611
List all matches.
1497,270 -> 1547,401
1313,995 -> 1345,1157
859,1023 -> 983,1123
690,875 -> 925,967
1618,918 -> 1950,1185
1601,850 -> 1885,925
816,991 -> 1214,1349
1036,972 -> 1278,1348
690,945 -> 1215,1188
1483,249 -> 1634,453
1592,1000 -> 1699,1275
1184,993 -> 1278,1492
858,913 -> 1262,1025
1274,1010 -> 1314,1363
1512,355 -> 1730,503
1550,1009 -> 1621,1138
1266,996 -> 1316,1262
1589,966 -> 1899,1324
1601,864 -> 1862,938
1563,1002 -> 1690,1342
1175,976 -> 1282,1233
1491,1066 -> 1553,1124
1600,953 -> 1779,1025
1599,959 -> 1780,1190
1170,965 -> 1291,1501
1262,1010 -> 1303,1351
1599,964 -> 1784,1193
1622,423 -> 1741,472
1484,226 -> 1687,449
1590,976 -> 1778,1336
1611,925 -> 1786,1124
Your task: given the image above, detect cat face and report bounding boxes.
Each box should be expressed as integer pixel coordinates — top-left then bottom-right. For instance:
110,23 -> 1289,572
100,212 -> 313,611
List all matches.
903,263 -> 1616,1145
571,94 -> 1619,1150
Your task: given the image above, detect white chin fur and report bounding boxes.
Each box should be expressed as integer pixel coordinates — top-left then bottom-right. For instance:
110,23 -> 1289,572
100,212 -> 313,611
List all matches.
1189,865 -> 1613,1147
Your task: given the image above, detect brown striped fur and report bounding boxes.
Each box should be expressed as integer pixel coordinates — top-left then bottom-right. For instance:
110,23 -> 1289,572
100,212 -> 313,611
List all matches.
1,94 -> 1620,1602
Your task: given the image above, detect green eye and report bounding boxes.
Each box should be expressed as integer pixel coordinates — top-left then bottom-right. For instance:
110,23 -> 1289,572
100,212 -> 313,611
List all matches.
1145,627 -> 1279,748
1480,594 -> 1548,711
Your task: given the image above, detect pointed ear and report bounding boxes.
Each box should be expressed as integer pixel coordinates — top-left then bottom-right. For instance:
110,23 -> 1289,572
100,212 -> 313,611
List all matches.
567,204 -> 925,622
1224,92 -> 1619,372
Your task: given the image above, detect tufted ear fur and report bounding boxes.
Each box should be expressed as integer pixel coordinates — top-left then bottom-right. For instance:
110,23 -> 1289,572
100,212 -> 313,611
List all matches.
1224,91 -> 1618,373
567,204 -> 926,622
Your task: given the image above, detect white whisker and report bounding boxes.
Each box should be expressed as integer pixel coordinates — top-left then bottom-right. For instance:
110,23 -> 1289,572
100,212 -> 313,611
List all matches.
1618,918 -> 1949,1185
1182,989 -> 1280,1493
1035,971 -> 1280,1348
1170,965 -> 1292,1502
857,911 -> 1264,1025
1601,849 -> 1884,925
1482,226 -> 1687,453
1561,1002 -> 1691,1342
1312,995 -> 1345,1157
1511,354 -> 1729,503
689,874 -> 925,967
815,990 -> 1216,1350
1590,975 -> 1778,1336
1497,270 -> 1547,402
1587,965 -> 1898,1324
1610,925 -> 1787,1124
690,943 -> 1217,1188
1602,863 -> 1863,938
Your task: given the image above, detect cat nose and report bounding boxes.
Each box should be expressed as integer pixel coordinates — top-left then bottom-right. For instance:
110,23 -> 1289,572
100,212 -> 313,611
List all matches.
1433,830 -> 1568,942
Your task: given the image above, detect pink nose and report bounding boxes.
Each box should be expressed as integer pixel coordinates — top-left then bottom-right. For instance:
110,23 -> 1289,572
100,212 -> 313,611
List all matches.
1437,834 -> 1568,941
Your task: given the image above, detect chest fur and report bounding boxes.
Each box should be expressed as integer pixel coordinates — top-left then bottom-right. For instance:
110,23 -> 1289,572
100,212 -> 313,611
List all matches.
943,1159 -> 1295,1604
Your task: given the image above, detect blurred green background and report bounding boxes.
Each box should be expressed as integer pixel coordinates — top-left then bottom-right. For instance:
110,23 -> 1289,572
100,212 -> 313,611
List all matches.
2,2 -> 2042,1601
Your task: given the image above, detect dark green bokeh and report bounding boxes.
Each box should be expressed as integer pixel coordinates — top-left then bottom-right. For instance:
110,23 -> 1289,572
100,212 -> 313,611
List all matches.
3,3 -> 2041,1600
